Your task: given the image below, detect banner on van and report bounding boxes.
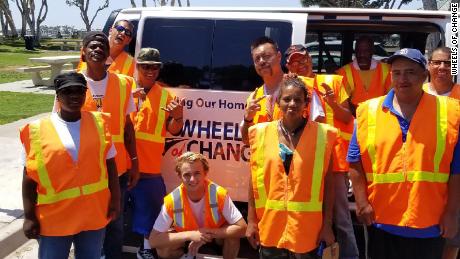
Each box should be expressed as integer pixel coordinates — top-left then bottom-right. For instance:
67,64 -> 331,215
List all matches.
161,88 -> 251,202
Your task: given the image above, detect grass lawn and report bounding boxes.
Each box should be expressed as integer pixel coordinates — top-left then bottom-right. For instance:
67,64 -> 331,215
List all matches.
0,39 -> 79,84
0,91 -> 54,125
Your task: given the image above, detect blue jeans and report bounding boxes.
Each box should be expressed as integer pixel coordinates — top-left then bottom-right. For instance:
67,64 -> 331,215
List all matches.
39,228 -> 105,259
103,173 -> 128,259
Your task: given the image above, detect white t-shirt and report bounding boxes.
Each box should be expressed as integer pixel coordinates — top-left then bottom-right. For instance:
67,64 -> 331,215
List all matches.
52,73 -> 136,114
153,194 -> 243,232
310,90 -> 325,121
20,113 -> 116,165
425,83 -> 452,96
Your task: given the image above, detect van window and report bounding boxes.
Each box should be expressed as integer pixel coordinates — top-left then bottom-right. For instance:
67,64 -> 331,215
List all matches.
141,18 -> 292,91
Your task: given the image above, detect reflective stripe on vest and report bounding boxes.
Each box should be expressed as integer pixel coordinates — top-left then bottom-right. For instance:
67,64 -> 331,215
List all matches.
112,76 -> 128,143
172,188 -> 184,228
253,124 -> 327,212
365,96 -> 448,183
121,55 -> 133,75
380,63 -> 389,88
135,88 -> 169,142
208,183 -> 220,224
343,65 -> 354,94
30,113 -> 108,204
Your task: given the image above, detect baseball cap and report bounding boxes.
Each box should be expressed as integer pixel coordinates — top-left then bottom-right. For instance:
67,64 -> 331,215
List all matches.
387,48 -> 427,69
54,72 -> 87,92
136,48 -> 162,65
284,44 -> 307,62
82,31 -> 109,49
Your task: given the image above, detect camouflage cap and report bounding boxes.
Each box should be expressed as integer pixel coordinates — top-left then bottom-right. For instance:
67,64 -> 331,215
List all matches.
136,48 -> 162,65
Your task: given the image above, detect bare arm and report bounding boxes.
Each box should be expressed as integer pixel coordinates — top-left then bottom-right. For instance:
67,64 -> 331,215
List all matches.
349,161 -> 375,225
106,158 -> 120,220
150,229 -> 213,248
124,115 -> 139,189
205,218 -> 247,239
440,174 -> 460,238
241,120 -> 253,145
245,177 -> 260,248
22,167 -> 39,239
165,96 -> 184,136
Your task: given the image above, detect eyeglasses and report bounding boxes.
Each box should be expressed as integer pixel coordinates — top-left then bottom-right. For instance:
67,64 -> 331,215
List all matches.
114,25 -> 133,37
429,60 -> 451,67
139,64 -> 161,70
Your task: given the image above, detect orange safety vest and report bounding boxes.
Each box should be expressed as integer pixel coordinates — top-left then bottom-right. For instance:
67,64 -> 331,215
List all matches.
356,93 -> 460,228
249,121 -> 337,253
337,62 -> 391,106
131,83 -> 173,174
19,111 -> 111,236
164,180 -> 227,232
311,74 -> 354,172
423,83 -> 460,100
77,51 -> 135,77
82,72 -> 134,174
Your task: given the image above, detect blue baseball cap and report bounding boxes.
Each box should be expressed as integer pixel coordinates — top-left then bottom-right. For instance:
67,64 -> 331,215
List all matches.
387,48 -> 427,69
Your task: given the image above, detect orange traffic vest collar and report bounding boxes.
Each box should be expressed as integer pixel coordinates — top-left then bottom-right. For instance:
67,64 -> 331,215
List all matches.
337,62 -> 391,106
20,111 -> 111,236
77,51 -> 135,77
164,180 -> 227,232
249,120 -> 337,253
132,83 -> 172,173
423,83 -> 460,100
82,71 -> 133,174
356,93 -> 460,228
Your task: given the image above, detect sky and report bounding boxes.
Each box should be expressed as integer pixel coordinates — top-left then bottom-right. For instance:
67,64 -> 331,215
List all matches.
10,0 -> 424,30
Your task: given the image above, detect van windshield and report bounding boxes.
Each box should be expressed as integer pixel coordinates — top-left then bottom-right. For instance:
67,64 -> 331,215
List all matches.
141,18 -> 292,91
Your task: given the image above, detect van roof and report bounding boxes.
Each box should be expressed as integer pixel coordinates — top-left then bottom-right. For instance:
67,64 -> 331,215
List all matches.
118,7 -> 450,18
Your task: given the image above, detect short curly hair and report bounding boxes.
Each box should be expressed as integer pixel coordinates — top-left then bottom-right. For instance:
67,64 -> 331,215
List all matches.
175,152 -> 210,175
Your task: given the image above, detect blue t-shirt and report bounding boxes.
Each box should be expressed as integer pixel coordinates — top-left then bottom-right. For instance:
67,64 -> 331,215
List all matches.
347,89 -> 460,238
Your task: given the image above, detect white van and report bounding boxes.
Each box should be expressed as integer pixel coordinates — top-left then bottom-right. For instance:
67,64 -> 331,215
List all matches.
103,7 -> 456,203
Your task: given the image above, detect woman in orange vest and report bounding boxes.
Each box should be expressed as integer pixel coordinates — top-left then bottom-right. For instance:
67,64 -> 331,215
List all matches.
20,72 -> 120,259
246,77 -> 338,258
149,152 -> 247,259
425,46 -> 460,259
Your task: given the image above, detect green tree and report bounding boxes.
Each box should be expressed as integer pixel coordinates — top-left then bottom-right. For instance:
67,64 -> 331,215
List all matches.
65,0 -> 109,31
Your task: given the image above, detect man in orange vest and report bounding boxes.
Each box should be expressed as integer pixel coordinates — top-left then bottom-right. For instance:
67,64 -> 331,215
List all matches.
285,44 -> 358,259
425,46 -> 460,259
150,152 -> 247,259
77,20 -> 135,77
241,37 -> 324,144
21,72 -> 120,258
129,47 -> 185,259
336,35 -> 391,114
424,47 -> 460,99
348,48 -> 460,259
79,31 -> 139,259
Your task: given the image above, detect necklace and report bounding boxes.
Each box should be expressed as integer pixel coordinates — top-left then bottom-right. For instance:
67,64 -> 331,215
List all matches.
278,119 -> 306,146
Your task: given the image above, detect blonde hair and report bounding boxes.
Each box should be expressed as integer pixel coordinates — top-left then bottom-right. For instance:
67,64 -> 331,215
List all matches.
175,152 -> 210,175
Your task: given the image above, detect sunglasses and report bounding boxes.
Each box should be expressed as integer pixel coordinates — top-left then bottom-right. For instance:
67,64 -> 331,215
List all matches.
114,25 -> 133,37
139,64 -> 161,70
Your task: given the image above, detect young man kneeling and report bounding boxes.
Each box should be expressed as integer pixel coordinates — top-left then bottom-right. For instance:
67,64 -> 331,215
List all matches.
150,152 -> 247,259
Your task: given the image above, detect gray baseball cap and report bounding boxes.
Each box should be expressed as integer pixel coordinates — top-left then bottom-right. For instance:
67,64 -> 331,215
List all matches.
136,48 -> 162,65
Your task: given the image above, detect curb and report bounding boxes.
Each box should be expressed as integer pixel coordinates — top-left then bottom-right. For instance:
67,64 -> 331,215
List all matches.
0,218 -> 27,258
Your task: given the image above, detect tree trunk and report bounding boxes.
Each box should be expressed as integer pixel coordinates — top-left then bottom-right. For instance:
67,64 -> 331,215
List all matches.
34,0 -> 48,47
0,10 -> 7,36
130,0 -> 136,7
0,2 -> 18,37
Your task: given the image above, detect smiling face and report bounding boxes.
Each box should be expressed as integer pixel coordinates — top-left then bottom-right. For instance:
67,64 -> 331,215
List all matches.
355,39 -> 374,70
83,39 -> 109,65
251,43 -> 282,79
286,52 -> 312,77
57,86 -> 87,113
137,63 -> 161,87
178,160 -> 207,194
428,50 -> 452,86
109,20 -> 133,48
278,84 -> 308,121
391,57 -> 427,100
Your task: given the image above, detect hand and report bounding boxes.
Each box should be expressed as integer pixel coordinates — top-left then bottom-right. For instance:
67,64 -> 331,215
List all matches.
107,195 -> 121,221
440,211 -> 459,238
244,93 -> 266,122
245,222 -> 260,249
356,202 -> 375,226
132,88 -> 146,100
162,96 -> 185,120
320,83 -> 337,105
318,223 -> 335,246
127,159 -> 140,190
190,229 -> 213,243
23,218 -> 40,239
188,240 -> 205,256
